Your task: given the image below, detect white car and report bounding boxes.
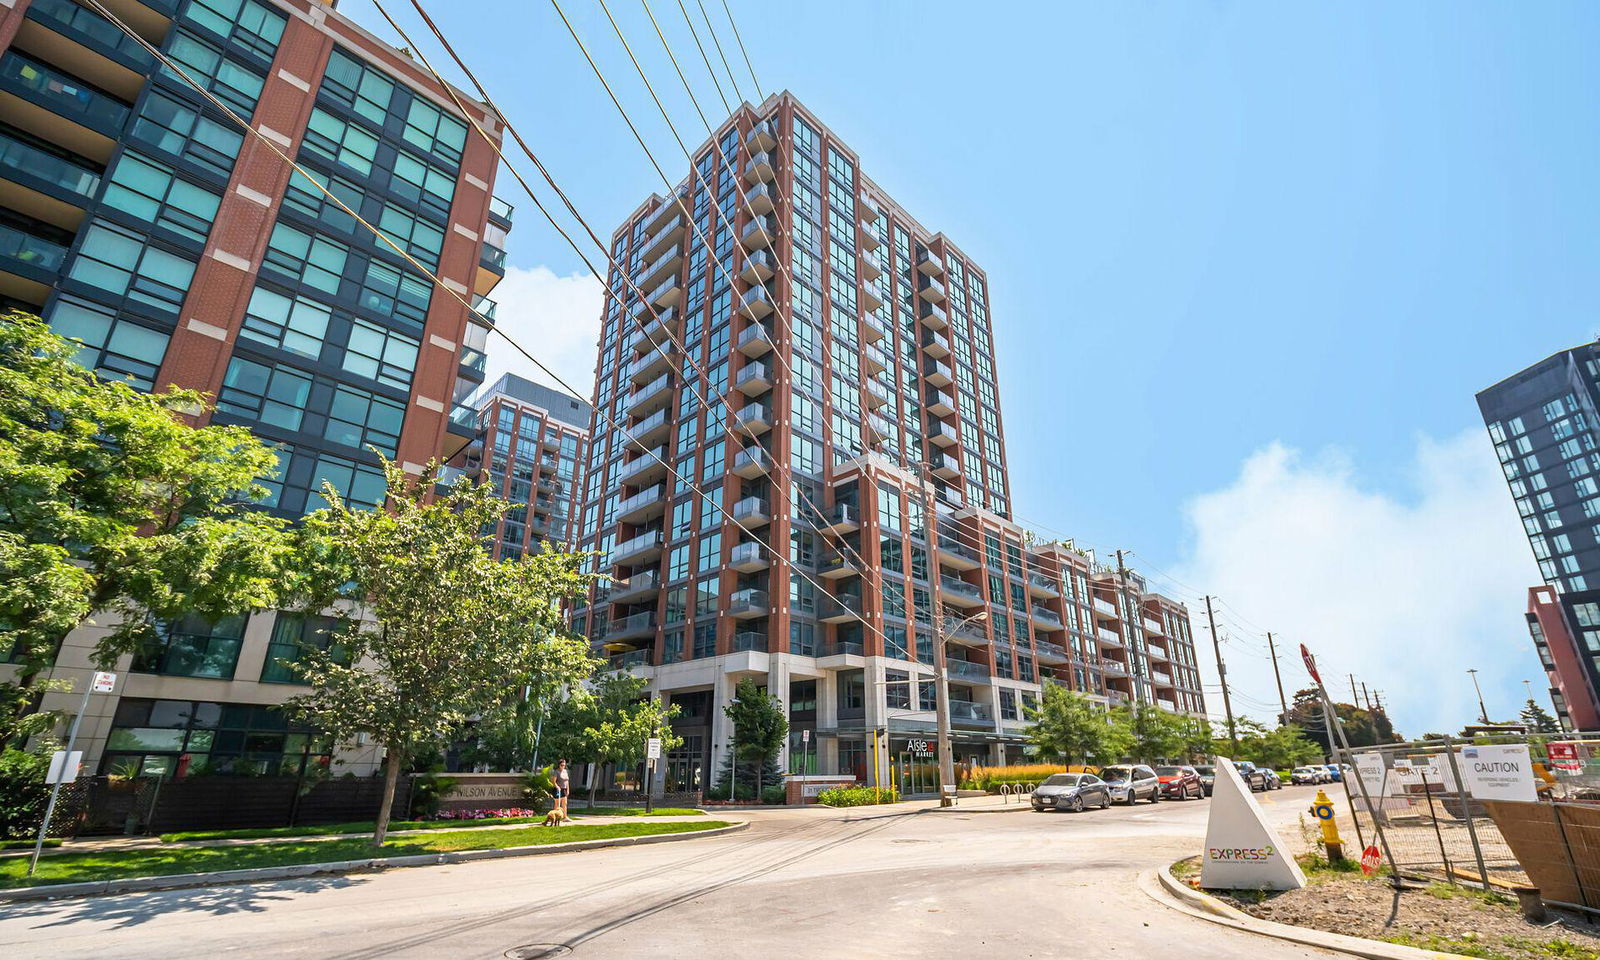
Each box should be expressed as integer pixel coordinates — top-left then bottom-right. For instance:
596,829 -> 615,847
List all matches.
1290,765 -> 1327,785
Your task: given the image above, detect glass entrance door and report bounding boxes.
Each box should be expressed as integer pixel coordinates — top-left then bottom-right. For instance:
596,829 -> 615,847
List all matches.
895,738 -> 938,796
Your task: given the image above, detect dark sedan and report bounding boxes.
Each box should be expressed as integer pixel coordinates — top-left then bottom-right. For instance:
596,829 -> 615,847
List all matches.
1194,764 -> 1218,796
1156,765 -> 1204,799
1030,772 -> 1112,812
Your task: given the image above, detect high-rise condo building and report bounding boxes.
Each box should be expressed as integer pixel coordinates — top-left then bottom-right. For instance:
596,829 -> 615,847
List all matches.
572,92 -> 1205,795
462,372 -> 592,559
0,0 -> 509,777
1478,344 -> 1600,730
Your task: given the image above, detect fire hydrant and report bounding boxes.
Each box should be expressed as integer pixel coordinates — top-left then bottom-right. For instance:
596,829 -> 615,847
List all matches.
1309,789 -> 1344,862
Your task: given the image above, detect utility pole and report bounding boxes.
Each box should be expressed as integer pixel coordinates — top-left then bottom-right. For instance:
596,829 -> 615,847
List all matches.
1361,681 -> 1373,713
1265,632 -> 1289,725
1348,673 -> 1359,704
1467,668 -> 1490,724
1204,596 -> 1238,755
916,460 -> 956,807
1115,549 -> 1140,708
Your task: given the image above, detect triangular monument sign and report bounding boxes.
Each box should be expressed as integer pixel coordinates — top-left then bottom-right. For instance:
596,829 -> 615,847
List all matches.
1200,756 -> 1307,891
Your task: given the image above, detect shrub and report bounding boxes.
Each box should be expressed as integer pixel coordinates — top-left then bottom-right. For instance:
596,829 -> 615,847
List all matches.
816,786 -> 898,807
959,764 -> 1072,793
704,783 -> 755,802
0,749 -> 50,840
407,774 -> 458,820
761,785 -> 786,805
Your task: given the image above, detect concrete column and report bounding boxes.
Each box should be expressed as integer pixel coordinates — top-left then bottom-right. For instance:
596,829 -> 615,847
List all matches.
817,667 -> 840,774
710,669 -> 735,786
863,659 -> 889,787
768,654 -> 792,774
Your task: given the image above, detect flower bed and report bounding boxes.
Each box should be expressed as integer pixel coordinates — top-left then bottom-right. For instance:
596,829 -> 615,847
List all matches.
959,764 -> 1072,793
816,786 -> 898,807
431,807 -> 541,821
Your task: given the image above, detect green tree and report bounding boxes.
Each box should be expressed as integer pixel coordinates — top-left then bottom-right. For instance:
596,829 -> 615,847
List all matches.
1520,698 -> 1560,734
1025,684 -> 1123,765
1120,703 -> 1195,763
541,670 -> 681,808
1253,724 -> 1323,769
723,678 -> 788,800
283,459 -> 597,844
1,312 -> 293,742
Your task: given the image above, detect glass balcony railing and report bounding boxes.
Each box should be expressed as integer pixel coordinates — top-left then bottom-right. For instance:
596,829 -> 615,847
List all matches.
947,660 -> 989,681
0,129 -> 100,200
949,700 -> 992,723
488,195 -> 514,222
0,223 -> 68,273
731,630 -> 768,652
26,0 -> 156,70
479,242 -> 507,270
728,589 -> 769,617
0,52 -> 130,131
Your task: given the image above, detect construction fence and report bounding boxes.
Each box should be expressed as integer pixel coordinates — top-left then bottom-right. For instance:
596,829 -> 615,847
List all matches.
1336,734 -> 1600,914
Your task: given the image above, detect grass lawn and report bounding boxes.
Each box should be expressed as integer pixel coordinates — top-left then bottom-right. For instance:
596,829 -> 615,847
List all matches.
159,808 -> 702,843
4,820 -> 729,889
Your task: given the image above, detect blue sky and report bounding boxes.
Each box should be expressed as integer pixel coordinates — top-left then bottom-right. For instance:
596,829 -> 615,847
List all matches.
347,0 -> 1600,733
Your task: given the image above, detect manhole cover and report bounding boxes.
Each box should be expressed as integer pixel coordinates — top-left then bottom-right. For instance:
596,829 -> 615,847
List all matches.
505,945 -> 572,959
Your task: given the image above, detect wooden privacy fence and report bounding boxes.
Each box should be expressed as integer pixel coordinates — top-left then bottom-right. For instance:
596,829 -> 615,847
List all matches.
1483,800 -> 1600,914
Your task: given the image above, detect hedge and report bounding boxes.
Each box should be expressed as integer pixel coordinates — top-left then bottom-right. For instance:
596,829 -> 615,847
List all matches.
816,786 -> 899,807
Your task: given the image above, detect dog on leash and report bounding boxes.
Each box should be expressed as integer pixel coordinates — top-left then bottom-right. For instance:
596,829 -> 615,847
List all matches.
542,809 -> 569,827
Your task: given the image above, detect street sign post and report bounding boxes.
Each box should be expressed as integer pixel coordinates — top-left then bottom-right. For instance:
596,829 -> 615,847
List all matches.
30,671 -> 115,876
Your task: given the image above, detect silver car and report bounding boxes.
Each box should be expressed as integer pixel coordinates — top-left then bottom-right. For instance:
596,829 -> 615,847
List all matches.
1099,764 -> 1162,804
1031,772 -> 1112,812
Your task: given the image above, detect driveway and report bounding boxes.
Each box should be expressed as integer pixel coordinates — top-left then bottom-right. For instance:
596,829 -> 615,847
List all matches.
0,785 -> 1342,959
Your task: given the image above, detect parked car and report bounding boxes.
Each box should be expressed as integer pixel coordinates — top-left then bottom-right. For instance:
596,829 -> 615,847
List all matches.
1194,764 -> 1218,796
1030,772 -> 1112,813
1291,765 -> 1326,785
1098,764 -> 1162,804
1322,764 -> 1343,783
1261,768 -> 1283,790
1156,765 -> 1204,800
1233,760 -> 1270,792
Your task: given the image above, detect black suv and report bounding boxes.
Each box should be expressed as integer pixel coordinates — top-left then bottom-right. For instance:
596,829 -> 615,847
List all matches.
1233,760 -> 1269,792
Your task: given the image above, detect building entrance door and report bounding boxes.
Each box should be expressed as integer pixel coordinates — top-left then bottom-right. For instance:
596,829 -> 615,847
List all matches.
896,738 -> 938,796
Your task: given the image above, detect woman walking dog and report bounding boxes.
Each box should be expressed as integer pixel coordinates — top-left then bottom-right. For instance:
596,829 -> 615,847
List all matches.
554,758 -> 570,816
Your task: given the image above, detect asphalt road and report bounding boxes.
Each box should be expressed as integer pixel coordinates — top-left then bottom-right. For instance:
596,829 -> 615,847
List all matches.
1,785 -> 1344,959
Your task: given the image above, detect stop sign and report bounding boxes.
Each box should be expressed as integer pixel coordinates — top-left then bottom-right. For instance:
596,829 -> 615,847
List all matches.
1360,844 -> 1382,876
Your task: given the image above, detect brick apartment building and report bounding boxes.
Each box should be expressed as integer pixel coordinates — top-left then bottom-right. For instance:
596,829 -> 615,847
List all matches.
571,92 -> 1206,796
0,0 -> 510,777
1478,343 -> 1600,731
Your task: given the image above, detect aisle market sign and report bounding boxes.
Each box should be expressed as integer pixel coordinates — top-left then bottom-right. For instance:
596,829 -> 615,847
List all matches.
1460,744 -> 1537,802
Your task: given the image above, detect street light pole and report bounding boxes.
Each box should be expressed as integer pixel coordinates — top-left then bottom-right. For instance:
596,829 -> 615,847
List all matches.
1467,669 -> 1490,725
933,609 -> 988,807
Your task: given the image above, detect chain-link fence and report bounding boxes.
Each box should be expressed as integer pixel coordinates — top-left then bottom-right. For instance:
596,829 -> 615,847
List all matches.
1337,734 -> 1600,912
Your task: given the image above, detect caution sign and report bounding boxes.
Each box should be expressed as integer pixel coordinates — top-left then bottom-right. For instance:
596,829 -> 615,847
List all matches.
1360,844 -> 1382,876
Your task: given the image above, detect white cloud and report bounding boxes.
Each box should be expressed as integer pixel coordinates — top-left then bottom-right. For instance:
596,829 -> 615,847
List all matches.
481,265 -> 604,400
1171,429 -> 1548,739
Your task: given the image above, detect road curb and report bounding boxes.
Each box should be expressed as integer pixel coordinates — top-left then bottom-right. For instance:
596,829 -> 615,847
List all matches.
0,821 -> 750,903
1146,866 -> 1478,960
928,802 -> 1033,814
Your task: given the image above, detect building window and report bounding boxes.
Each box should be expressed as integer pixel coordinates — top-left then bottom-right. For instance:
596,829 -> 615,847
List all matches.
67,219 -> 197,317
324,384 -> 405,456
375,202 -> 445,270
131,613 -> 246,679
263,221 -> 348,296
320,47 -> 395,125
239,285 -> 330,359
129,89 -> 243,177
164,30 -> 267,117
999,689 -> 1018,721
388,150 -> 457,218
260,612 -> 342,683
403,96 -> 468,166
102,151 -> 222,244
102,697 -> 329,780
217,356 -> 312,432
182,0 -> 286,59
343,317 -> 419,389
47,296 -> 170,389
304,107 -> 381,175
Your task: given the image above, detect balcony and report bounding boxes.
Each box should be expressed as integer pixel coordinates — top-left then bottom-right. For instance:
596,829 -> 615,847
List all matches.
924,358 -> 953,388
742,182 -> 774,216
858,193 -> 881,224
618,446 -> 668,485
729,541 -> 768,572
1143,616 -> 1166,636
627,373 -> 674,417
738,284 -> 773,320
1031,606 -> 1064,631
1151,670 -> 1175,688
612,529 -> 664,566
27,0 -> 158,74
648,276 -> 683,309
609,570 -> 659,604
637,247 -> 682,290
728,589 -> 770,620
930,451 -> 960,479
617,484 -> 666,524
731,496 -> 771,527
859,224 -> 882,251
925,387 -> 955,417
608,610 -> 657,642
1097,627 -> 1124,649
1093,598 -> 1119,620
741,216 -> 777,249
819,592 -> 864,624
1100,658 -> 1129,677
0,129 -> 100,205
921,328 -> 951,359
936,538 -> 980,571
927,420 -> 959,448
731,631 -> 769,652
940,576 -> 983,608
488,194 -> 514,227
628,343 -> 675,384
0,52 -> 131,136
861,282 -> 883,313
1028,573 -> 1062,598
736,322 -> 775,357
862,346 -> 888,375
919,301 -> 949,330
746,119 -> 777,152
740,248 -> 774,283
946,621 -> 989,646
819,503 -> 859,534
732,446 -> 772,478
818,552 -> 860,579
1035,640 -> 1069,664
949,700 -> 993,727
916,249 -> 945,277
1146,643 -> 1172,663
480,241 -> 507,275
865,379 -> 892,409
918,274 -> 947,304
744,150 -> 774,183
626,407 -> 671,448
640,210 -> 686,260
0,223 -> 68,280
947,660 -> 990,682
861,256 -> 883,282
735,360 -> 772,394
866,414 -> 893,444
732,401 -> 773,434
862,312 -> 888,343
608,648 -> 652,671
